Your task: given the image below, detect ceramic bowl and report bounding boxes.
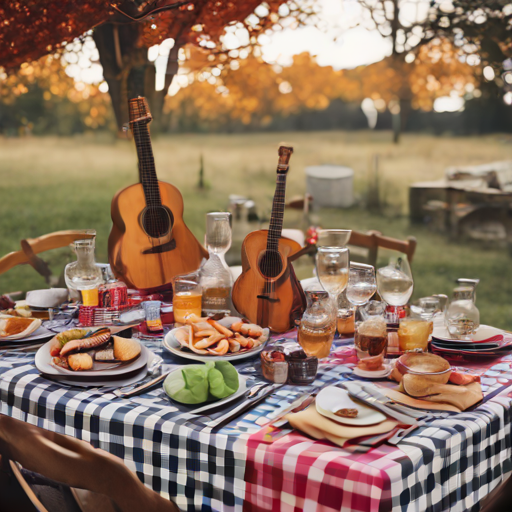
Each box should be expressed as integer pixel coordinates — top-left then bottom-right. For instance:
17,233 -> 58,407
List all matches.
396,352 -> 451,384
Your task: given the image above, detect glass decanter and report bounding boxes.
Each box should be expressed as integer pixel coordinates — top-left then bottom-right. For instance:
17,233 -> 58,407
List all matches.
64,236 -> 103,291
445,286 -> 480,340
298,290 -> 336,359
200,212 -> 233,316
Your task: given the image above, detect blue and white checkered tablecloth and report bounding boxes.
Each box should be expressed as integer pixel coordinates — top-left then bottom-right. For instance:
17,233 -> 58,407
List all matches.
1,337 -> 512,512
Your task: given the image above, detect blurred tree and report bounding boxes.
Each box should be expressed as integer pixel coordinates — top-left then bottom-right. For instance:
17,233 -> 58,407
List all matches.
164,48 -> 476,130
426,0 -> 512,103
1,1 -> 315,134
355,0 -> 435,142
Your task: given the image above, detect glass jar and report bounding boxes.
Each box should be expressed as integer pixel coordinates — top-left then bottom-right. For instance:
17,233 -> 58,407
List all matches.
398,318 -> 433,352
445,286 -> 480,340
297,290 -> 336,359
354,300 -> 388,370
64,234 -> 103,295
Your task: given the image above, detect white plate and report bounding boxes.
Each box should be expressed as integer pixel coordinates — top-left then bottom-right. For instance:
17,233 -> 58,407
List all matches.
0,325 -> 55,344
163,327 -> 269,362
42,364 -> 148,388
35,339 -> 149,377
163,369 -> 247,412
0,318 -> 42,341
316,385 -> 387,426
353,365 -> 392,379
432,324 -> 504,343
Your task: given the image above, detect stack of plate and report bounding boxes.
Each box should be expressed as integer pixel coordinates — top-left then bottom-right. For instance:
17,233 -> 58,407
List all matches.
431,324 -> 512,359
34,339 -> 152,388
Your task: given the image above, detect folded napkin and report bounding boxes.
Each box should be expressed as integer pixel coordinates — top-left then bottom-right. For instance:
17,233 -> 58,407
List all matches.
285,406 -> 398,447
384,381 -> 482,413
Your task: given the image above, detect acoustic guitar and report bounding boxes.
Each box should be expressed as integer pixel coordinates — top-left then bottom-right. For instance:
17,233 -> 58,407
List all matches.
108,97 -> 207,291
232,146 -> 306,333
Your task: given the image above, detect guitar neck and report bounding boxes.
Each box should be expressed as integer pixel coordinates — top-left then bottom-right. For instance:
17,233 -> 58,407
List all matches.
131,121 -> 162,207
266,173 -> 287,253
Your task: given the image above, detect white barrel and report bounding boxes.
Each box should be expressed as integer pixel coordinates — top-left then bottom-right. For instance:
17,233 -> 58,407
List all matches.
305,165 -> 354,208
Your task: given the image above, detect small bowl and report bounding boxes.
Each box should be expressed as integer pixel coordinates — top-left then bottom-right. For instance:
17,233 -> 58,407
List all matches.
396,352 -> 451,384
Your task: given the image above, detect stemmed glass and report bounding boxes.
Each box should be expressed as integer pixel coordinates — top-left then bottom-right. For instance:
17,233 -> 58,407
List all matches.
346,263 -> 377,308
376,255 -> 414,322
316,246 -> 350,317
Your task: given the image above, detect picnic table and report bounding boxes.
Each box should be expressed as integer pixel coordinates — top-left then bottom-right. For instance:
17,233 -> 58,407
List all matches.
1,333 -> 512,512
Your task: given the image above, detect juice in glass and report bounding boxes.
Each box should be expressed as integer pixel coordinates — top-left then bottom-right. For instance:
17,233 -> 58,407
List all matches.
173,291 -> 202,324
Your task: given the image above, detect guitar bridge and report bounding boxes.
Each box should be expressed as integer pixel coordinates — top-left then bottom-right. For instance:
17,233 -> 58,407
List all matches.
143,239 -> 176,254
257,295 -> 280,303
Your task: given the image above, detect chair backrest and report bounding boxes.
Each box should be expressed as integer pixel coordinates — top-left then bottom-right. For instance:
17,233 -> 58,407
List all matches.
0,230 -> 96,284
348,230 -> 417,267
0,414 -> 178,512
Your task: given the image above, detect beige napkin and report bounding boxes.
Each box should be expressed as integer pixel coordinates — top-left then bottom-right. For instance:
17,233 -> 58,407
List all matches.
384,381 -> 483,413
285,406 -> 398,447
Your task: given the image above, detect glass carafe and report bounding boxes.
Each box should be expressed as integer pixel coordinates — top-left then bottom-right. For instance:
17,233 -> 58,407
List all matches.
445,286 -> 480,340
298,290 -> 336,359
64,236 -> 103,292
200,212 -> 233,316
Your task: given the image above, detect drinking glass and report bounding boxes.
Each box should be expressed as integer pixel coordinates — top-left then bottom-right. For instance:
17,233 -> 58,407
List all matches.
317,229 -> 351,248
376,255 -> 413,321
354,300 -> 388,370
346,263 -> 377,307
205,212 -> 232,256
172,271 -> 202,324
316,246 -> 350,309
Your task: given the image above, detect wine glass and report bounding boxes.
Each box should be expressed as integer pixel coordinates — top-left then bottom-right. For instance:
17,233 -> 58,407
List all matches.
346,263 -> 377,307
316,246 -> 350,317
205,212 -> 232,255
376,255 -> 414,322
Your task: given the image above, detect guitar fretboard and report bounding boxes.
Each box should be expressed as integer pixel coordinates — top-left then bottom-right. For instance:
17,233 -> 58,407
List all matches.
131,120 -> 162,208
266,173 -> 287,253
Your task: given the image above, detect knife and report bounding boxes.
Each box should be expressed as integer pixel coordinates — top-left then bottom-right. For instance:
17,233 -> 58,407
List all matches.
113,371 -> 170,398
341,382 -> 417,425
206,383 -> 281,429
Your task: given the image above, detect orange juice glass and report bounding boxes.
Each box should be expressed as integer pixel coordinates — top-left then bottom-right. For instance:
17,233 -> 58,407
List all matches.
172,272 -> 202,324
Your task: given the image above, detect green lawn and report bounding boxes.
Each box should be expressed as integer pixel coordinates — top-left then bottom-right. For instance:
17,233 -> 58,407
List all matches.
1,131 -> 511,329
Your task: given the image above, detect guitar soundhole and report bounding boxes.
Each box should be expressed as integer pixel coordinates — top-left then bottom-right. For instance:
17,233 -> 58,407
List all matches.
259,251 -> 283,278
142,206 -> 173,239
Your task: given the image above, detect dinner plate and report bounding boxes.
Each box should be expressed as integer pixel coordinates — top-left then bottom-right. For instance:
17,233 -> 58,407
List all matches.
0,325 -> 55,344
162,369 -> 248,412
42,364 -> 149,388
0,318 -> 43,341
316,385 -> 387,426
35,339 -> 149,377
163,327 -> 269,362
432,324 -> 504,343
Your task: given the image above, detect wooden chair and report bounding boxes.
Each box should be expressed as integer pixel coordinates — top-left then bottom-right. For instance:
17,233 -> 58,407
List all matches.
347,230 -> 417,267
0,414 -> 178,512
290,230 -> 417,267
0,230 -> 95,286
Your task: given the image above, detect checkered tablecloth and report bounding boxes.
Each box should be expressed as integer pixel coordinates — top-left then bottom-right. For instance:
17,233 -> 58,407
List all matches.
1,335 -> 512,512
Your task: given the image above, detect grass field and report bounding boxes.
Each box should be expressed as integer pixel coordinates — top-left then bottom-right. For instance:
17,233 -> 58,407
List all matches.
1,130 -> 511,329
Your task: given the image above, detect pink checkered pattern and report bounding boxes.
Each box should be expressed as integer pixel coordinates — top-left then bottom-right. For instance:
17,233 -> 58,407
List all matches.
244,430 -> 404,512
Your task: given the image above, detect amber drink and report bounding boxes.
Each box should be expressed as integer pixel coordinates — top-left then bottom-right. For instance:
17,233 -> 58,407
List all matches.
354,315 -> 388,371
298,290 -> 336,359
173,292 -> 202,323
298,324 -> 336,359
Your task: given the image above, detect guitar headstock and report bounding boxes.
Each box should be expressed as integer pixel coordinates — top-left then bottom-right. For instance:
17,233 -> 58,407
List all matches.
277,145 -> 293,174
128,96 -> 152,126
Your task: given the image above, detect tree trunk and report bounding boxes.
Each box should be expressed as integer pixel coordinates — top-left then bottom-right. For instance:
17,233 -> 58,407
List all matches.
93,23 -> 179,135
